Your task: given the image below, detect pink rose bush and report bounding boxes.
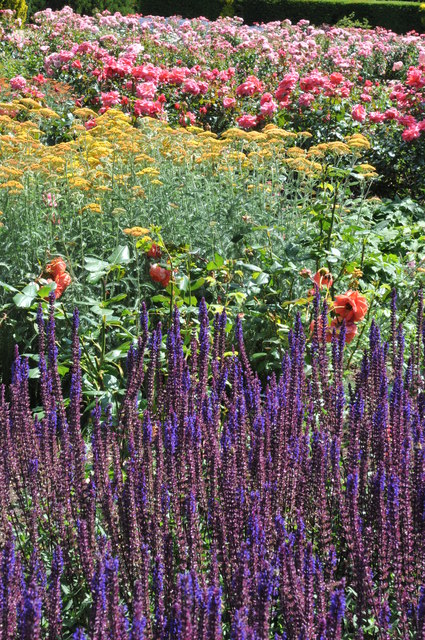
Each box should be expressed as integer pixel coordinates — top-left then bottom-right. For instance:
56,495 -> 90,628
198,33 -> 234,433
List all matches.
3,7 -> 425,180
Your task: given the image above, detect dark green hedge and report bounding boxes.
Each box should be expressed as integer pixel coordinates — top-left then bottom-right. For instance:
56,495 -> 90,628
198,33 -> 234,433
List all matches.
237,0 -> 424,32
139,0 -> 222,18
137,0 -> 424,33
27,0 -> 424,34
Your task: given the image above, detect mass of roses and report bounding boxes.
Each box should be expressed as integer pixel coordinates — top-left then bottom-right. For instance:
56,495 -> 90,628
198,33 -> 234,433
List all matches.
3,8 -> 425,144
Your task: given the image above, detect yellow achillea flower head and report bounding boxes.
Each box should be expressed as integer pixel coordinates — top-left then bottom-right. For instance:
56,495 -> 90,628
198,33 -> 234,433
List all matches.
123,227 -> 150,237
80,203 -> 102,214
0,180 -> 24,190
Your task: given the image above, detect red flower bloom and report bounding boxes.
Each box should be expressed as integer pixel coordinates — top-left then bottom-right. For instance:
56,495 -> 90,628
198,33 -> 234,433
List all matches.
310,317 -> 358,344
309,317 -> 331,342
330,318 -> 358,344
54,272 -> 72,299
147,243 -> 162,259
313,268 -> 333,289
44,257 -> 67,280
149,264 -> 170,288
334,290 -> 368,323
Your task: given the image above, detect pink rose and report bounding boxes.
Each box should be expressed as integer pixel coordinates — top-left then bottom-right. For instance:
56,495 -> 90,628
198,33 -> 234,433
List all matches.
298,92 -> 315,107
351,104 -> 366,123
10,75 -> 27,90
101,91 -> 121,107
182,79 -> 201,96
260,99 -> 278,116
134,99 -> 162,117
384,108 -> 400,121
402,126 -> 421,142
369,112 -> 385,123
223,97 -> 236,109
237,114 -> 258,130
329,72 -> 344,85
136,82 -> 157,100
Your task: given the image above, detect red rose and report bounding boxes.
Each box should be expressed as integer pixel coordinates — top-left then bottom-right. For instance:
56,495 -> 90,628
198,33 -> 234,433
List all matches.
44,257 -> 67,280
330,318 -> 358,344
334,290 -> 368,323
147,243 -> 162,259
54,272 -> 72,299
310,317 -> 358,344
312,268 -> 333,289
149,264 -> 170,288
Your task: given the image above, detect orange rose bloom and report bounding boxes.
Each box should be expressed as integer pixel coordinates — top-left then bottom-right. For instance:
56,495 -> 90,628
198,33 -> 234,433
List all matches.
330,318 -> 358,344
334,290 -> 368,323
45,257 -> 67,280
310,317 -> 331,342
310,317 -> 358,344
54,272 -> 72,299
149,264 -> 171,288
313,268 -> 333,289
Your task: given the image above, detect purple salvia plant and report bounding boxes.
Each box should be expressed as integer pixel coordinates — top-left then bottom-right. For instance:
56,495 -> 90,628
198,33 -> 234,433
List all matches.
0,294 -> 424,636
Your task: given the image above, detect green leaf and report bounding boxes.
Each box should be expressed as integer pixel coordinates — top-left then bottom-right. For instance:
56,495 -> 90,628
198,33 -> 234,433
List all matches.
151,294 -> 169,303
13,283 -> 38,308
108,245 -> 130,265
37,282 -> 57,298
106,293 -> 127,304
57,365 -> 69,376
190,277 -> 205,291
84,257 -> 110,273
0,280 -> 18,293
86,272 -> 106,284
252,272 -> 269,285
178,274 -> 190,292
214,252 -> 224,268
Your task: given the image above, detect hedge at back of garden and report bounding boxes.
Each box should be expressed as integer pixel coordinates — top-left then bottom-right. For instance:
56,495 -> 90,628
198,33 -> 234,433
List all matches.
1,0 -> 424,38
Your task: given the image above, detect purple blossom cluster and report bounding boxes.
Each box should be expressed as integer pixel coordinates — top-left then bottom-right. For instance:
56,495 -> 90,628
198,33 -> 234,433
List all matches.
0,291 -> 425,638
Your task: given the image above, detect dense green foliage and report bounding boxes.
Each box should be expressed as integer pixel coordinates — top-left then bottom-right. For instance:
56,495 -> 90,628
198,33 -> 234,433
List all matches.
239,0 -> 424,33
0,0 -> 27,20
21,0 -> 425,33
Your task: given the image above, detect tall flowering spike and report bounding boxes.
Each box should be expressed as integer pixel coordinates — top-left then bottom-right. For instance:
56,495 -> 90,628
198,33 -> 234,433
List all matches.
73,631 -> 88,640
230,608 -> 251,640
417,586 -> 425,635
415,289 -> 424,388
91,543 -> 108,640
18,552 -> 44,640
327,580 -> 346,640
391,288 -> 397,369
153,556 -> 165,636
311,284 -> 321,349
198,297 -> 210,401
140,301 -> 148,338
130,581 -> 147,640
206,586 -> 222,640
235,313 -> 254,384
0,531 -> 22,639
48,547 -> 63,640
36,303 -> 45,356
47,291 -> 58,370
